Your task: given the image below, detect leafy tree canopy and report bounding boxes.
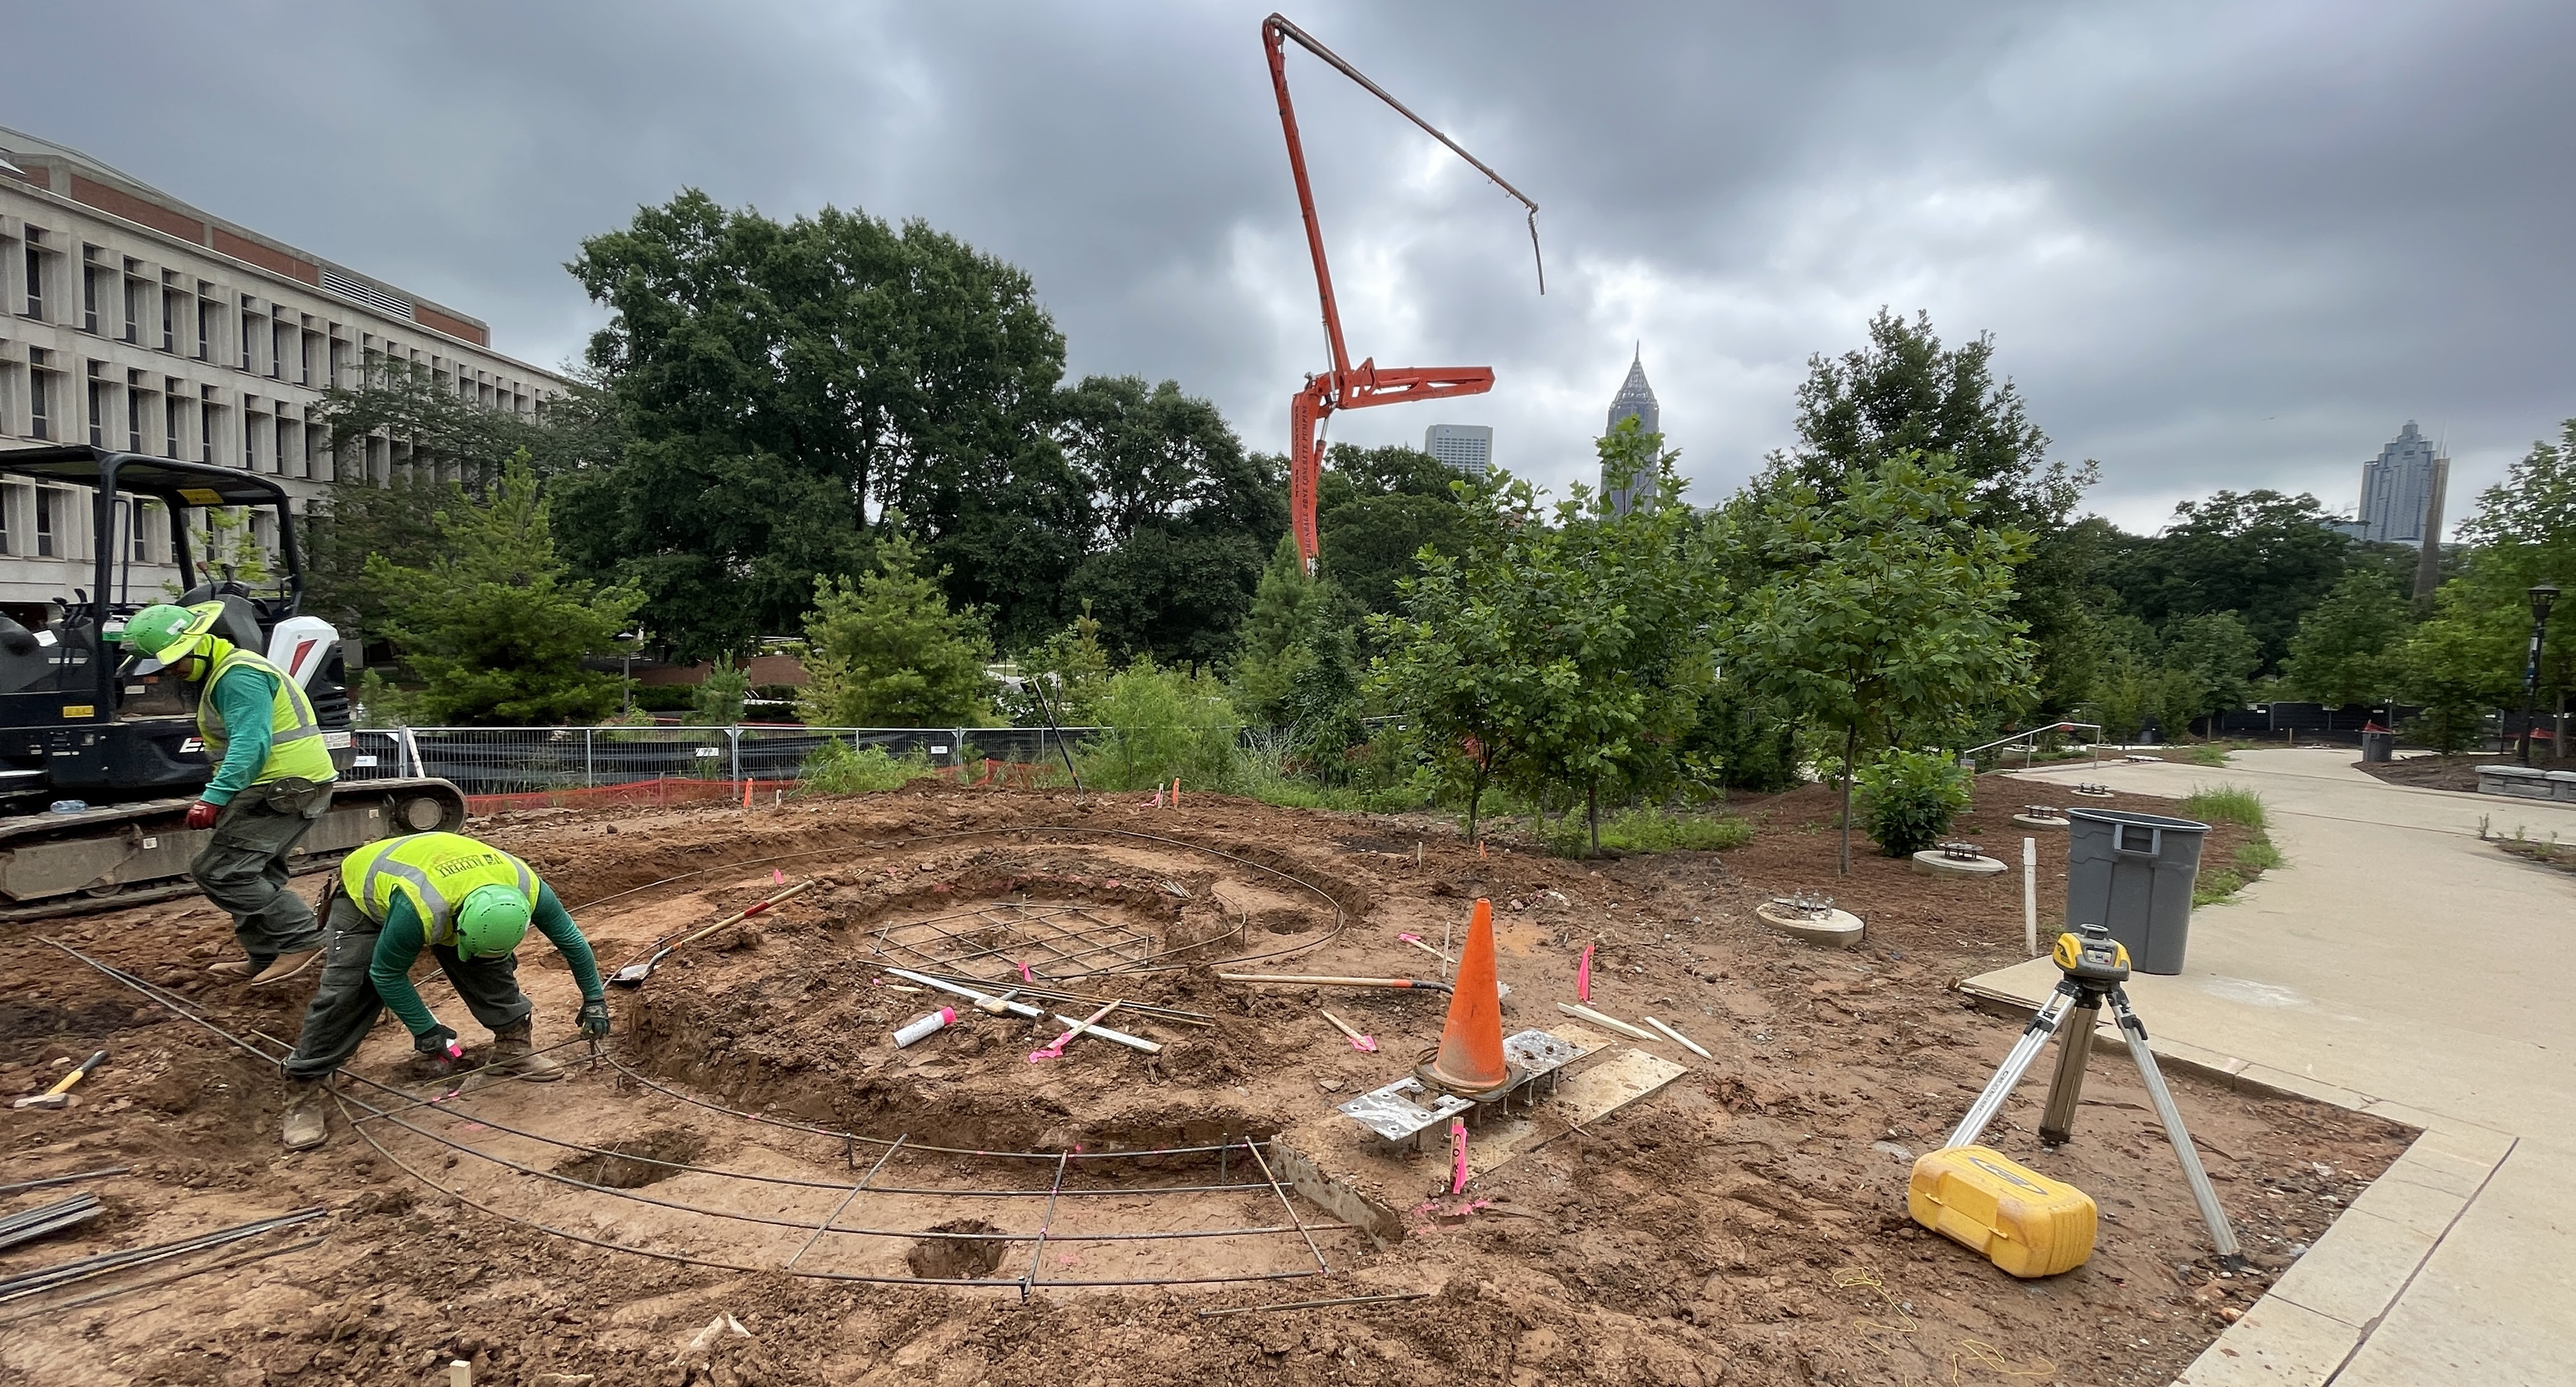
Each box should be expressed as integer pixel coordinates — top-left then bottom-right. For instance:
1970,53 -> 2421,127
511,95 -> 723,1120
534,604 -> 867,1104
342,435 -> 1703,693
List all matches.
2283,568 -> 2411,707
2099,489 -> 2353,673
366,456 -> 643,726
1317,443 -> 1478,618
796,528 -> 997,728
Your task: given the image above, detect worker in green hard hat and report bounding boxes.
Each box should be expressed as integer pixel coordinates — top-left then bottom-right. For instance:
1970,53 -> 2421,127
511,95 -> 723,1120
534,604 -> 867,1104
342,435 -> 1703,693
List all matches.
275,830 -> 611,1151
119,601 -> 337,987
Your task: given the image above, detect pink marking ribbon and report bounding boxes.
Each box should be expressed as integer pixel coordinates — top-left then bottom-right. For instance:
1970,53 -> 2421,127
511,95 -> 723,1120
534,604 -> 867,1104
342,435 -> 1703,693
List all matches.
1015,960 -> 1034,984
772,869 -> 786,885
1348,1032 -> 1377,1054
1448,1119 -> 1469,1195
1576,943 -> 1595,1002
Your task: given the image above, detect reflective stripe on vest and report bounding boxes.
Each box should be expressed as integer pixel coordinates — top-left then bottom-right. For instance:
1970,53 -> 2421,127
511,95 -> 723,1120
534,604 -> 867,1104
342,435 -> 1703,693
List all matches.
197,646 -> 337,787
341,832 -> 538,947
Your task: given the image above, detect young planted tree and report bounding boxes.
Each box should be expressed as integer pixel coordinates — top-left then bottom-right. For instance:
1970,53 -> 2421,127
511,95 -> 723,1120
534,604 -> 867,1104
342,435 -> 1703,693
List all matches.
2396,421 -> 2576,748
796,530 -> 996,728
367,457 -> 644,725
1720,452 -> 2034,873
2159,611 -> 2264,732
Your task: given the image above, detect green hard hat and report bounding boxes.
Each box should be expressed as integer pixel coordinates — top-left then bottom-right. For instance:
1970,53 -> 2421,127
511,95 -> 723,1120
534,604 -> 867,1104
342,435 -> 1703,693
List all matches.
121,604 -> 202,657
452,885 -> 532,959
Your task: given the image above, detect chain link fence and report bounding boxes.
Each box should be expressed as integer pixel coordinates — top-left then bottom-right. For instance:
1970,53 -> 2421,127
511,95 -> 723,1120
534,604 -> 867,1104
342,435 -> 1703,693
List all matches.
346,725 -> 1100,797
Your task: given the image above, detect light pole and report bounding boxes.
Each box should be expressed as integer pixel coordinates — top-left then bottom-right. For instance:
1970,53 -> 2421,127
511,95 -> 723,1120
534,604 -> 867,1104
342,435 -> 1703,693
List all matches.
2518,584 -> 2558,765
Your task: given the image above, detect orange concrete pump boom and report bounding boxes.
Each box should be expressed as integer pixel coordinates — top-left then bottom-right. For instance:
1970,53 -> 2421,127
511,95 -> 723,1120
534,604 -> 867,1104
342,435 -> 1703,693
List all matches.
1262,13 -> 1543,570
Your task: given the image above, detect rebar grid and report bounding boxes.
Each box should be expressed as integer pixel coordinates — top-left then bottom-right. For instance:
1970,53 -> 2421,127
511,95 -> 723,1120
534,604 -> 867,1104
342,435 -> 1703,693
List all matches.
871,901 -> 1158,982
42,938 -> 1340,1294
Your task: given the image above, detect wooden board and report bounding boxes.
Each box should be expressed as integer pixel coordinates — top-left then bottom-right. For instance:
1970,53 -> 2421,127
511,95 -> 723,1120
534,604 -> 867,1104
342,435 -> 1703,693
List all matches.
1466,1048 -> 1692,1177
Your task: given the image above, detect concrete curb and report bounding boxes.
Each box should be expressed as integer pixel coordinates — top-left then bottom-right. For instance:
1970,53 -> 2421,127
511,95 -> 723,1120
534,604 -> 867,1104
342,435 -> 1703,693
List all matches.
1954,972 -> 2515,1387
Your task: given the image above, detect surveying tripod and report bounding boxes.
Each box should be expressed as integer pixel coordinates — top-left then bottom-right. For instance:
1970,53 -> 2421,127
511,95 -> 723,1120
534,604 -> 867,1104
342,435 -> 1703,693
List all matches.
1949,923 -> 2246,1266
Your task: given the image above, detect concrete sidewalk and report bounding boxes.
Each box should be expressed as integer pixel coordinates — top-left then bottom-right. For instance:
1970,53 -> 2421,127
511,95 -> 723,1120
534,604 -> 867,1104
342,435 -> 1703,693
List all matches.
1966,749 -> 2576,1386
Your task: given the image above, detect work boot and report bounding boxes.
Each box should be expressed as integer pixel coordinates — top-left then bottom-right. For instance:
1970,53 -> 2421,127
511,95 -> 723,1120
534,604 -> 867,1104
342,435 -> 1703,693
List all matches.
280,1080 -> 328,1151
248,948 -> 322,987
486,1020 -> 562,1082
206,958 -> 261,981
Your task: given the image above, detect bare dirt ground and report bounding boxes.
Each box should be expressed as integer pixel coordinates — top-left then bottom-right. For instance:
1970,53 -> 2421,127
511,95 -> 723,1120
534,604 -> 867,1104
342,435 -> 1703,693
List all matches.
1,779 -> 2406,1386
2351,751 -> 2516,793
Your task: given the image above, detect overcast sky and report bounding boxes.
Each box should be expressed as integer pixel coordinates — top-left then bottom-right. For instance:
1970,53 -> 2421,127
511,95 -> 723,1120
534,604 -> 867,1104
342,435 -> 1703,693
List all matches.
13,1 -> 2571,533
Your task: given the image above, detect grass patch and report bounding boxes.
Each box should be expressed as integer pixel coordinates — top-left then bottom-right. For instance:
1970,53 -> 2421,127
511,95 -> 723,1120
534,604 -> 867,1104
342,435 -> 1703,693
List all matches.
795,742 -> 941,795
2193,832 -> 2284,905
1544,807 -> 1754,857
2181,784 -> 2268,829
2182,742 -> 2232,767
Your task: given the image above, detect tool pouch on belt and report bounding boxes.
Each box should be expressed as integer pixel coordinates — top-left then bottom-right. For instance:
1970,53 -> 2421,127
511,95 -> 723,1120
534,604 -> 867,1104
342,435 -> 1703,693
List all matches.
256,777 -> 332,818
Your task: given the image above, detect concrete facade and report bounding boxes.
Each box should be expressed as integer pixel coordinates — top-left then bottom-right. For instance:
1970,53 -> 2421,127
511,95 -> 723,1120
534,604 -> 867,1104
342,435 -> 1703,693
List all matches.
0,126 -> 569,611
1602,353 -> 1659,516
1423,423 -> 1492,479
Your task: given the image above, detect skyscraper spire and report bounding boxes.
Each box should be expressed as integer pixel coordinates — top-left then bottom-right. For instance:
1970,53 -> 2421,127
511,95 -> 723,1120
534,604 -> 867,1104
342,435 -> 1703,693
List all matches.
1604,350 -> 1660,516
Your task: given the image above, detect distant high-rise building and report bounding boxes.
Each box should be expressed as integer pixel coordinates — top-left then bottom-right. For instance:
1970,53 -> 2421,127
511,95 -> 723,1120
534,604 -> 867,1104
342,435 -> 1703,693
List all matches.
1423,424 -> 1492,479
1603,349 -> 1659,516
2358,422 -> 2447,546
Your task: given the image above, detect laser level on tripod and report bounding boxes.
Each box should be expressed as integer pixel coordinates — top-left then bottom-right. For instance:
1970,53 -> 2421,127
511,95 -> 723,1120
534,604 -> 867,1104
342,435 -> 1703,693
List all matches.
1946,922 -> 2247,1268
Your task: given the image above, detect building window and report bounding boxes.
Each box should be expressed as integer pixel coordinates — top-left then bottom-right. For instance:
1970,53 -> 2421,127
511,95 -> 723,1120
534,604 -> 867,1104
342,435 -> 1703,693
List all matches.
275,417 -> 291,477
27,371 -> 49,441
0,489 -> 12,555
162,290 -> 176,352
240,314 -> 255,371
200,401 -> 217,464
88,379 -> 107,447
20,243 -> 40,319
36,489 -> 58,558
123,278 -> 141,343
128,387 -> 144,453
165,395 -> 183,459
243,417 -> 257,470
270,323 -> 286,379
196,300 -> 211,360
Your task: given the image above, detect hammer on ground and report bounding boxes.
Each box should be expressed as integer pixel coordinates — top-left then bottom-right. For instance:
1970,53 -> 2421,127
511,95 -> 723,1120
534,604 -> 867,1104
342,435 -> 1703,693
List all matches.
16,1050 -> 106,1109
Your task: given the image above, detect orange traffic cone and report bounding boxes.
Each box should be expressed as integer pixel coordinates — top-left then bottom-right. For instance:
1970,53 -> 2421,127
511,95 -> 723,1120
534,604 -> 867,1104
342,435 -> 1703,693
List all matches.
1418,898 -> 1512,1095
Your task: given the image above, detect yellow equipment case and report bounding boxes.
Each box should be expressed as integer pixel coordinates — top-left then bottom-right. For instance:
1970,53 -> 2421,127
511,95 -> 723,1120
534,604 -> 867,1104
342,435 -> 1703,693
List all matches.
1908,1145 -> 2097,1278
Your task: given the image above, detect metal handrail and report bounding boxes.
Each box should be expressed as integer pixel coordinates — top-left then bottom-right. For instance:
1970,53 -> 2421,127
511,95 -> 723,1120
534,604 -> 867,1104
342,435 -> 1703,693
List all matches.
1957,722 -> 2104,773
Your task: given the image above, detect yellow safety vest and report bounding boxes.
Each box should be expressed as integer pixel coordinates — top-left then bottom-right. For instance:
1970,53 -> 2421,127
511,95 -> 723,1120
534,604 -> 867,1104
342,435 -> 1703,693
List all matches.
341,833 -> 539,947
197,643 -> 338,788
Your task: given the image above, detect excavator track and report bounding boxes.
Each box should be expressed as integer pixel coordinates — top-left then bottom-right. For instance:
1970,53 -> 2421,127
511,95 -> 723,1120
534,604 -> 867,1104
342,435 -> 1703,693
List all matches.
0,778 -> 468,924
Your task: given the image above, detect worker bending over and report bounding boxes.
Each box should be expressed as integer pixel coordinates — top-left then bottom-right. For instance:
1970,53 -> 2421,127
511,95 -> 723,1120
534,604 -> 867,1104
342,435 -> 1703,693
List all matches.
277,831 -> 610,1151
119,602 -> 337,986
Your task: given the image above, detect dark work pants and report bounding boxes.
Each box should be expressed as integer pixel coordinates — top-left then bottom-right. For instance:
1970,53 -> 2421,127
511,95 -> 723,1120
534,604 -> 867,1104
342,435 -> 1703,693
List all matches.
281,893 -> 537,1081
188,790 -> 329,964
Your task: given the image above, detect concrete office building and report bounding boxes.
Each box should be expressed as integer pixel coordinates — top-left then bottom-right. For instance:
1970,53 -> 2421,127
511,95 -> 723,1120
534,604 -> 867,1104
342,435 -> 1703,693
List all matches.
2358,420 -> 2447,546
1602,351 -> 1659,516
0,126 -> 569,611
1423,423 -> 1492,479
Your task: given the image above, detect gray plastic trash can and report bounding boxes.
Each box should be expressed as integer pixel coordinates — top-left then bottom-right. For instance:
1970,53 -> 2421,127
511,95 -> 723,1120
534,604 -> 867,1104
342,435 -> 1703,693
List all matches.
2360,730 -> 2395,762
2065,808 -> 2210,975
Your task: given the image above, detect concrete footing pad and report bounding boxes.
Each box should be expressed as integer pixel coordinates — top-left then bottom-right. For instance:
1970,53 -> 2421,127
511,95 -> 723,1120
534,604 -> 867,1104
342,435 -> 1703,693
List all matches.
1754,903 -> 1865,946
1911,850 -> 2007,877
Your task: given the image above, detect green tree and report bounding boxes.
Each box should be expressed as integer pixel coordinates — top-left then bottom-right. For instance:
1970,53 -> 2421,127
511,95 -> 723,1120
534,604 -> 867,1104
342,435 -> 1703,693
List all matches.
2396,421 -> 2576,748
562,190 -> 1071,659
1056,375 -> 1284,664
1011,602 -> 1115,726
1719,452 -> 2034,872
1316,443 -> 1476,618
795,530 -> 996,727
689,657 -> 751,726
1372,420 -> 1722,852
367,457 -> 644,726
2283,568 -> 2410,707
2159,611 -> 2262,730
303,475 -> 461,642
1778,309 -> 2097,715
2100,490 -> 2354,672
316,360 -> 622,484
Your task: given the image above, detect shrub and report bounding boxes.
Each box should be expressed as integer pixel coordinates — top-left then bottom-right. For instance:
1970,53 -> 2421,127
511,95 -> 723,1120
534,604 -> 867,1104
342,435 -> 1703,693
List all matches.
1855,749 -> 1972,857
1076,659 -> 1240,793
2181,784 -> 2267,828
1545,807 -> 1754,857
796,740 -> 939,795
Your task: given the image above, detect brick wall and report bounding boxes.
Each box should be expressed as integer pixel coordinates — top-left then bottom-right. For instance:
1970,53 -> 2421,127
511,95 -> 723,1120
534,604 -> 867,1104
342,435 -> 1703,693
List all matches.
211,227 -> 318,285
67,174 -> 208,245
411,303 -> 490,348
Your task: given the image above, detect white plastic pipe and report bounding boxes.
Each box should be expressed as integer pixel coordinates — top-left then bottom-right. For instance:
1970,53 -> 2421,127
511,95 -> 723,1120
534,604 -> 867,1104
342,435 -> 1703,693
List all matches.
2023,836 -> 2039,957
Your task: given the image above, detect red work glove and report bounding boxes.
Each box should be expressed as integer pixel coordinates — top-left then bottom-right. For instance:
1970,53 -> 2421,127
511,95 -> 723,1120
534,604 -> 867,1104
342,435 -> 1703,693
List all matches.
183,800 -> 220,831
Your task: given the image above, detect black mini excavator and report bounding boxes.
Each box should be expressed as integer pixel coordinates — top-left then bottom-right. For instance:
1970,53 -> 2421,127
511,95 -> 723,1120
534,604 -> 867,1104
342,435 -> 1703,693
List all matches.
0,445 -> 464,921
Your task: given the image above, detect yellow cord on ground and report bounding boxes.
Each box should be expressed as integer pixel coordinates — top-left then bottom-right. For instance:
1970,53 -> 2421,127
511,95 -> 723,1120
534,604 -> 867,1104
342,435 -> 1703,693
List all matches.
1949,1337 -> 2055,1383
1832,1266 -> 1917,1335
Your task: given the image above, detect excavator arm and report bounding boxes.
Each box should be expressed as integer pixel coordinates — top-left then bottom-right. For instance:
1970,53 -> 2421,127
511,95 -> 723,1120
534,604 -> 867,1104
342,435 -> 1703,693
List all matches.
1262,13 -> 1542,570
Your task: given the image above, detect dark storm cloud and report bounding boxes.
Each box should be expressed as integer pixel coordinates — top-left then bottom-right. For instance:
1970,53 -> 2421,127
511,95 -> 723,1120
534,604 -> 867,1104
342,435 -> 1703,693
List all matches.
14,1 -> 2572,531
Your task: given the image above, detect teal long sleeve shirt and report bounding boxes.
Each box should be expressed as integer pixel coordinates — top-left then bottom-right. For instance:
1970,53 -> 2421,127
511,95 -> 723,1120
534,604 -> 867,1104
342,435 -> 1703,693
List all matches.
199,663 -> 276,806
367,883 -> 606,1039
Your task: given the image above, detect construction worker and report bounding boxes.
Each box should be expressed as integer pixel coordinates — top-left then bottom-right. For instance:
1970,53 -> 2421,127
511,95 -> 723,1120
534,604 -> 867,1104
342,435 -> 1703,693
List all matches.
276,831 -> 611,1151
118,602 -> 337,986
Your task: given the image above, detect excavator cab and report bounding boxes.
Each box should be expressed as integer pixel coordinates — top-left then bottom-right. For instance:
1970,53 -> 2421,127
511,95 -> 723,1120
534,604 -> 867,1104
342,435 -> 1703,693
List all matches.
0,447 -> 462,919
